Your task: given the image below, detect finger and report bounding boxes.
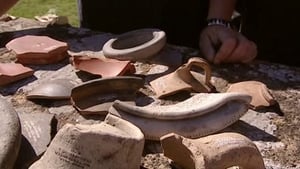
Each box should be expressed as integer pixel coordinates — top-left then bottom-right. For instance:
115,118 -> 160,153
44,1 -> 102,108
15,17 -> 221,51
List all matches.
199,34 -> 216,63
225,35 -> 257,63
214,37 -> 237,64
241,41 -> 257,63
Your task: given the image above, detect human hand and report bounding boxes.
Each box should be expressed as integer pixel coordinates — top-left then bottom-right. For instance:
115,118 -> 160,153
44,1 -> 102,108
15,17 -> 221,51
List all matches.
199,25 -> 257,64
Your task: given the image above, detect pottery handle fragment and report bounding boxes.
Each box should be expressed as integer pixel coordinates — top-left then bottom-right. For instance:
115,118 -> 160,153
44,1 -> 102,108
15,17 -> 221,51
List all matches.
186,57 -> 212,86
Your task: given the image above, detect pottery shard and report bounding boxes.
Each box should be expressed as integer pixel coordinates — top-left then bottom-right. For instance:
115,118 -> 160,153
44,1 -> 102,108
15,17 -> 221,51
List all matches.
161,133 -> 266,169
18,112 -> 54,156
29,115 -> 144,169
0,97 -> 21,169
70,55 -> 135,77
0,62 -> 34,86
71,76 -> 144,115
102,28 -> 166,61
150,57 -> 214,98
6,35 -> 68,64
226,80 -> 276,109
109,93 -> 251,140
27,79 -> 76,100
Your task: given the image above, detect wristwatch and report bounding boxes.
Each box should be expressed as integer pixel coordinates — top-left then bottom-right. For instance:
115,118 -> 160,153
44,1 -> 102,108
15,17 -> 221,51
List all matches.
207,18 -> 231,28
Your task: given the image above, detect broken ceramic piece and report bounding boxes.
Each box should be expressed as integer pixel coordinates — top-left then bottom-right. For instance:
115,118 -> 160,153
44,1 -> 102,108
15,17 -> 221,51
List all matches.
6,35 -> 68,64
150,57 -> 214,98
0,62 -> 34,86
0,97 -> 21,169
70,55 -> 135,77
161,132 -> 265,169
71,76 -> 144,115
18,112 -> 54,156
34,14 -> 69,25
26,79 -> 75,100
102,28 -> 166,61
226,81 -> 276,109
108,93 -> 251,140
29,115 -> 144,169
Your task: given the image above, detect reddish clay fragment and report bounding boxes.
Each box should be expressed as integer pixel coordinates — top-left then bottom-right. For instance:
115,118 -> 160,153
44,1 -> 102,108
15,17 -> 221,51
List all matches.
227,81 -> 276,109
71,56 -> 135,77
6,35 -> 68,65
0,62 -> 33,86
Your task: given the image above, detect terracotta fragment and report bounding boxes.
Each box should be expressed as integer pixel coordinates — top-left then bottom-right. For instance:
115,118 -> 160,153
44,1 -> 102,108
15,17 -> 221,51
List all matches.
109,93 -> 251,140
161,132 -> 265,169
70,55 -> 135,77
29,115 -> 145,169
71,76 -> 144,115
226,81 -> 276,109
150,57 -> 215,98
27,79 -> 75,100
0,62 -> 34,86
6,35 -> 68,64
102,28 -> 166,61
0,97 -> 21,169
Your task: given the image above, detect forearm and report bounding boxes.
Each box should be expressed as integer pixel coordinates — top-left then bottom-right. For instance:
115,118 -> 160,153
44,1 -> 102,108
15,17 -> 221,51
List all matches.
0,0 -> 19,16
207,0 -> 236,20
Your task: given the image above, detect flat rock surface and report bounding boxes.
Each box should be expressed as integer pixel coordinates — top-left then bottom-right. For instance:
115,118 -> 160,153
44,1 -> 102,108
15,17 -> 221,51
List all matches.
0,17 -> 300,169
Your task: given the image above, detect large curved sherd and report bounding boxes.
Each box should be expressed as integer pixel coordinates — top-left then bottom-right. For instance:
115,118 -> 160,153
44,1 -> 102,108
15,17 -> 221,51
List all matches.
0,97 -> 21,169
109,93 -> 251,140
161,132 -> 266,169
29,115 -> 145,169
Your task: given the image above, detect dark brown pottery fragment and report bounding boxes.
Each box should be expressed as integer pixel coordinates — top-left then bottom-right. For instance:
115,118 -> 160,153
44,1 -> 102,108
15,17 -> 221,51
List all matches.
27,79 -> 75,100
71,76 -> 144,115
226,81 -> 276,109
6,35 -> 68,65
0,62 -> 34,86
70,55 -> 135,77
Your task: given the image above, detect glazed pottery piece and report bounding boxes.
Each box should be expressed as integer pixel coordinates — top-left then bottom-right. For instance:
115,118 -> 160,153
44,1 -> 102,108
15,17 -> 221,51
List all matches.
70,55 -> 135,77
27,79 -> 76,100
102,28 -> 166,61
161,132 -> 266,169
71,76 -> 144,115
0,62 -> 34,86
109,93 -> 251,140
150,57 -> 214,98
226,81 -> 276,109
6,35 -> 68,64
0,97 -> 21,169
29,115 -> 144,169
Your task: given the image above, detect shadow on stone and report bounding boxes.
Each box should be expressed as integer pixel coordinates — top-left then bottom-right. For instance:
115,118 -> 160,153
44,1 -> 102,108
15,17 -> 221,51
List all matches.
222,120 -> 279,142
14,135 -> 38,169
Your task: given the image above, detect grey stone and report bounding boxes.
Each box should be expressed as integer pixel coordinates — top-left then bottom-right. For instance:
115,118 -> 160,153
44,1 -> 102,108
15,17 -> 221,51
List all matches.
0,97 -> 21,169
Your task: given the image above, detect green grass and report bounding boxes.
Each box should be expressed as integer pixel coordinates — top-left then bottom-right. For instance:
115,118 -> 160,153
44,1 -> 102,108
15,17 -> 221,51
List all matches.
8,0 -> 79,26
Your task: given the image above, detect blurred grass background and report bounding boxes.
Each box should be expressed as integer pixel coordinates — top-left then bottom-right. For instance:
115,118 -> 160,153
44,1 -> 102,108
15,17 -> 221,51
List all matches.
8,0 -> 79,26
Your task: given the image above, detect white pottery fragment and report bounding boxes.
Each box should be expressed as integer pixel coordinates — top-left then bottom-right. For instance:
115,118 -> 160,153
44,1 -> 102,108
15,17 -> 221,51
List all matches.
29,115 -> 144,169
109,93 -> 251,140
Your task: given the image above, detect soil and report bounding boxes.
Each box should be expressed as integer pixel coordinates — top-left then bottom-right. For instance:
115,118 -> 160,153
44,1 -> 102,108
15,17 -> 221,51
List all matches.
1,17 -> 300,169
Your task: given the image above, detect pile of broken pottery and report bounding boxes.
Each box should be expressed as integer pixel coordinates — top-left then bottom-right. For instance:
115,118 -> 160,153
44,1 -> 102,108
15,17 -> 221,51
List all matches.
0,28 -> 276,169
